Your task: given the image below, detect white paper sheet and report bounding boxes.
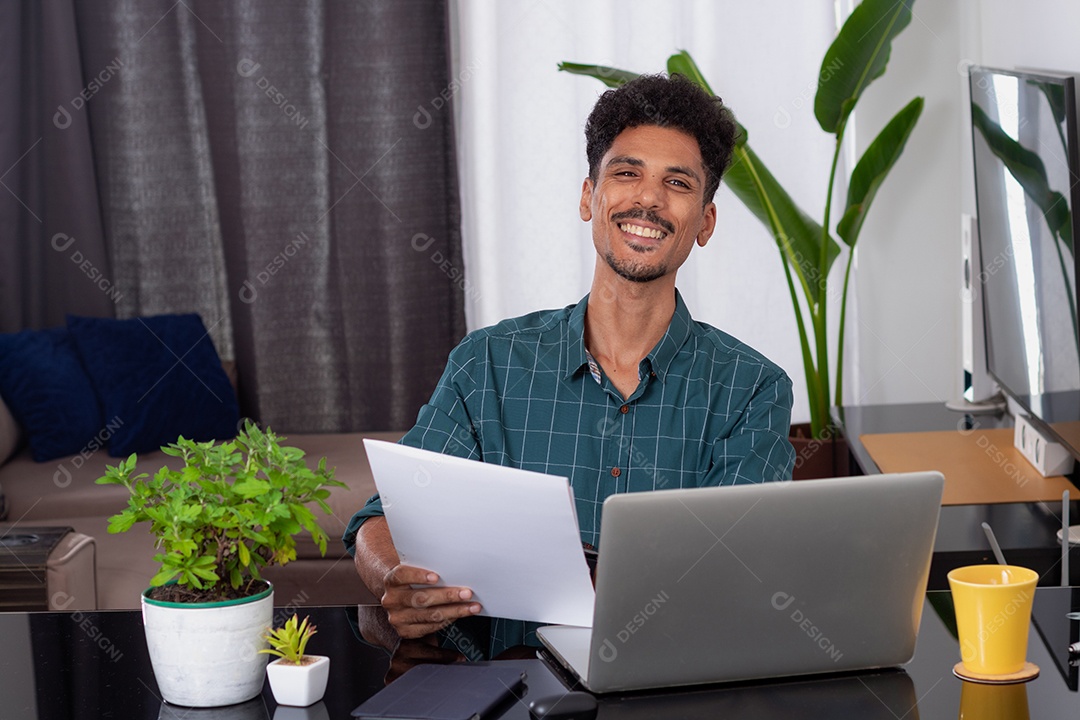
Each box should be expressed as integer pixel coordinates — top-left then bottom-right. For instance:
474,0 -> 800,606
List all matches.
363,439 -> 596,627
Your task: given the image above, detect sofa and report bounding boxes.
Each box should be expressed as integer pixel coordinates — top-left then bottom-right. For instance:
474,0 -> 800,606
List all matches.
0,313 -> 403,610
0,410 -> 398,609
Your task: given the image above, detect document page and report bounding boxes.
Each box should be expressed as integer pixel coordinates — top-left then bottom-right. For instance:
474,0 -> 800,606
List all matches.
363,440 -> 596,627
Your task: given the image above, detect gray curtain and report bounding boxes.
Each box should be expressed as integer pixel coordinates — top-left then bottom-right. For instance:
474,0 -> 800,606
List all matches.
0,0 -> 116,331
1,0 -> 466,433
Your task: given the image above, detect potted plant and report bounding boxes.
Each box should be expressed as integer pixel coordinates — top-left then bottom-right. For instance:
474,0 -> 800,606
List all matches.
97,422 -> 345,707
261,613 -> 330,707
561,0 -> 924,475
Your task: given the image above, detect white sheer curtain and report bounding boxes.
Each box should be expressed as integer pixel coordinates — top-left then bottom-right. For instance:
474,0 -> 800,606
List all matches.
450,1 -> 840,424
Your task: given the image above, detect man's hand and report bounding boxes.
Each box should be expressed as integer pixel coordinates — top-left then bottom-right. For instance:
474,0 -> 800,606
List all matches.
354,517 -> 483,640
381,564 -> 481,638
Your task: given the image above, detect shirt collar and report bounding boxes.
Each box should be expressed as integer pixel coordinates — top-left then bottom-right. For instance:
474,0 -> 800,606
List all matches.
563,289 -> 694,383
565,295 -> 591,380
646,289 -> 693,383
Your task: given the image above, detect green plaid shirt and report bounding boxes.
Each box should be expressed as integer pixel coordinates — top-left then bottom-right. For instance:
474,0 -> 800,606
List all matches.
344,290 -> 794,654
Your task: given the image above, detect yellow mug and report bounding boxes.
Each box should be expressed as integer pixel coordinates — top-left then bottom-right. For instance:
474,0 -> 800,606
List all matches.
948,564 -> 1038,675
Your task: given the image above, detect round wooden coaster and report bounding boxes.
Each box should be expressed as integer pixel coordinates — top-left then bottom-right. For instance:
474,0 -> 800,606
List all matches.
953,662 -> 1040,684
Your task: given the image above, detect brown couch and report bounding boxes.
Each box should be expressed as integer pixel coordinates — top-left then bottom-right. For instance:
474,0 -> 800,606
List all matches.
0,421 -> 401,609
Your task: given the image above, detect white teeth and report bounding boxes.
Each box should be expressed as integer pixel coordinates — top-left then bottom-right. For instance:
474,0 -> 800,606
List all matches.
619,223 -> 666,239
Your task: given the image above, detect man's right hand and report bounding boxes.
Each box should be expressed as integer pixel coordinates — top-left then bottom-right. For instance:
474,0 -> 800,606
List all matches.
380,564 -> 482,638
355,516 -> 483,640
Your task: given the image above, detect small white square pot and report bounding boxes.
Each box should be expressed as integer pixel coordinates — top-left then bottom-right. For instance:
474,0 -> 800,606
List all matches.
266,655 -> 330,707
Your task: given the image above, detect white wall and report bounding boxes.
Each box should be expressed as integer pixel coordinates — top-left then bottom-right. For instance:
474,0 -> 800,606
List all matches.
850,0 -> 1080,412
452,0 -> 1080,421
452,1 -> 837,425
961,0 -> 1080,219
846,1 -> 964,409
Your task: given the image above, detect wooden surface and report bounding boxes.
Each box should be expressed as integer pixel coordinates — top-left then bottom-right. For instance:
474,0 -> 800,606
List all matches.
952,661 -> 1040,684
860,428 -> 1077,505
1051,421 -> 1080,457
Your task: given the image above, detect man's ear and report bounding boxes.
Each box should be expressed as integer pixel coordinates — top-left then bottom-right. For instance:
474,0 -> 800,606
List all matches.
579,178 -> 594,222
696,202 -> 717,247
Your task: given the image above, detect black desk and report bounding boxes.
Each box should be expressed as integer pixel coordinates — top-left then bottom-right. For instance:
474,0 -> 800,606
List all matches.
835,402 -> 1080,588
3,594 -> 1080,718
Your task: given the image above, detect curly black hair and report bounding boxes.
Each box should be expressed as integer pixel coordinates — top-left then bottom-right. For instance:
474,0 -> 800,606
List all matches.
584,74 -> 737,204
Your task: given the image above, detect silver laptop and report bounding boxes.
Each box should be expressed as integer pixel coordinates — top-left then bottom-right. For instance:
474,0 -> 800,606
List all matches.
537,472 -> 944,693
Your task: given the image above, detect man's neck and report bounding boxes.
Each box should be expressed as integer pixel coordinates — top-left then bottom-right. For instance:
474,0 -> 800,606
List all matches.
584,269 -> 677,386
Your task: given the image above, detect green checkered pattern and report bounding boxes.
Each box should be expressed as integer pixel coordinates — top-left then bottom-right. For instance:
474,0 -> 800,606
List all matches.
344,290 -> 795,654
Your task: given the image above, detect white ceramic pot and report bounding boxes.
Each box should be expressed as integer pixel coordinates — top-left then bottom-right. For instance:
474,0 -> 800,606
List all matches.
266,655 -> 330,707
142,583 -> 274,707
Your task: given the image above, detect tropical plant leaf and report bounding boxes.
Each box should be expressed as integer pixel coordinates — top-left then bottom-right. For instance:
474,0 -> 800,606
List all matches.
837,96 -> 924,246
667,50 -> 714,94
724,145 -> 841,299
972,102 -> 1073,250
557,62 -> 640,89
815,0 -> 915,134
667,50 -> 748,146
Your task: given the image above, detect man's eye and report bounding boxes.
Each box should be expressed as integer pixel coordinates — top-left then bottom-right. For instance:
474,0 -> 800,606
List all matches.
668,179 -> 690,188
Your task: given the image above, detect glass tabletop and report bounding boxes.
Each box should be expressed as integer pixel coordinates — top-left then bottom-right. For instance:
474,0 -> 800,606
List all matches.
3,590 -> 1080,719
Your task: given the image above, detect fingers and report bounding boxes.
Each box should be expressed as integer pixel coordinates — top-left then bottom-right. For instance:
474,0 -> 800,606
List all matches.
385,564 -> 441,587
381,564 -> 482,638
385,597 -> 482,638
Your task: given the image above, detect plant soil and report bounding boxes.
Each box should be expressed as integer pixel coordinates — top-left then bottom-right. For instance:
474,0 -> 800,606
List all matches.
146,581 -> 268,604
275,655 -> 322,667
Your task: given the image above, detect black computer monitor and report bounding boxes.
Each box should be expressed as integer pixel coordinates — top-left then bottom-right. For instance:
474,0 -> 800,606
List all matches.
969,65 -> 1080,458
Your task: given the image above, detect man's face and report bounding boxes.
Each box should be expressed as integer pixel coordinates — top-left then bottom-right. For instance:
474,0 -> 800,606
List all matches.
580,125 -> 717,284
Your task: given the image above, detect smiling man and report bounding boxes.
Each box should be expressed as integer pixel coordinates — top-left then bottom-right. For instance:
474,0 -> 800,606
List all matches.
346,74 -> 795,656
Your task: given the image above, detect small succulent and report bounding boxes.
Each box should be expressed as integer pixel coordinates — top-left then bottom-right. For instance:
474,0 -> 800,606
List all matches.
260,613 -> 317,665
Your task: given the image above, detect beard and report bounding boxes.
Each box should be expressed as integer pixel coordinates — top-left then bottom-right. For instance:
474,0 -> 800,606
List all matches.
603,246 -> 667,283
603,209 -> 676,283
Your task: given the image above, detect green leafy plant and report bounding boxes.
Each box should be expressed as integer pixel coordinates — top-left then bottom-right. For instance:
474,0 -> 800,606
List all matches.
260,613 -> 317,665
96,421 -> 347,602
561,0 -> 924,438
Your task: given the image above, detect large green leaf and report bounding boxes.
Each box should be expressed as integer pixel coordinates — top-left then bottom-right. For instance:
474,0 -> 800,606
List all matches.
667,50 -> 748,146
815,0 -> 915,134
724,145 -> 841,300
837,96 -> 924,246
557,62 -> 640,89
972,102 -> 1073,251
667,50 -> 714,94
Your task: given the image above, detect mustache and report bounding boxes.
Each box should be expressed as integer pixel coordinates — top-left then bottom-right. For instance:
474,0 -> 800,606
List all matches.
611,209 -> 675,235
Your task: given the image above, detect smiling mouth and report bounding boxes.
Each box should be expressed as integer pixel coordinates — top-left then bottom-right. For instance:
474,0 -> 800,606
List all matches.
618,223 -> 668,240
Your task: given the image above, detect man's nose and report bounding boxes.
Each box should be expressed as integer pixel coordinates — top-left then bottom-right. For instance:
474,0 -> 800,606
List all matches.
632,175 -> 664,209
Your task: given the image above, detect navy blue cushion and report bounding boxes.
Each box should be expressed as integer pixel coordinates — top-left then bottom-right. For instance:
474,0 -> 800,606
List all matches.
67,314 -> 239,456
0,327 -> 104,462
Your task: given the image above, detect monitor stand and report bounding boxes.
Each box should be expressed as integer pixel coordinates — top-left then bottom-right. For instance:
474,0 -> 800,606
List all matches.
944,391 -> 1008,415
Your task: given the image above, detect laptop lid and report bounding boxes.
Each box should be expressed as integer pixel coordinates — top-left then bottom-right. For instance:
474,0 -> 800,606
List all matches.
542,472 -> 944,693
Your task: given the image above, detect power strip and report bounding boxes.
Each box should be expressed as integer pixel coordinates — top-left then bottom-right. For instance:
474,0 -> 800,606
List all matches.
1014,414 -> 1075,477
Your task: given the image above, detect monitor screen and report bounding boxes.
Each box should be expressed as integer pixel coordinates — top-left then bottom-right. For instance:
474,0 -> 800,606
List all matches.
969,66 -> 1080,456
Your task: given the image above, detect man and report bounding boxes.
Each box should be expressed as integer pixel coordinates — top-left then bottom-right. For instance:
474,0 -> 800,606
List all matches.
345,74 -> 795,655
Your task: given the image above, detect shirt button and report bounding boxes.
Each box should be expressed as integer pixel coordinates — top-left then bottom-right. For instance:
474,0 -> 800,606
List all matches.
611,467 -> 621,477
650,371 -> 656,378
619,405 -> 629,414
